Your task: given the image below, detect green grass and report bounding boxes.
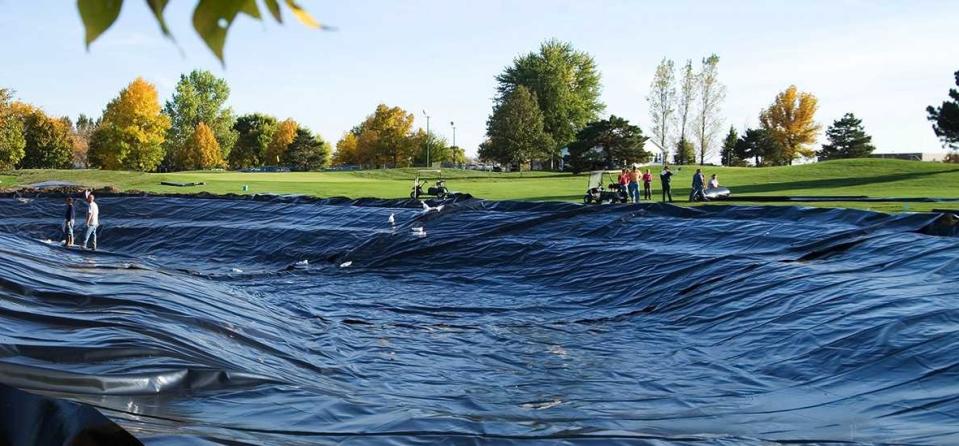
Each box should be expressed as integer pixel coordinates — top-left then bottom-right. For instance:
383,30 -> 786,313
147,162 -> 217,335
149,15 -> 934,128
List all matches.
3,159 -> 959,213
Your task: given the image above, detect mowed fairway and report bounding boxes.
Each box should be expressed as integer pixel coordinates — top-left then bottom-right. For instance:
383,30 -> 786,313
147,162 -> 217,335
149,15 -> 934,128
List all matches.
3,159 -> 959,212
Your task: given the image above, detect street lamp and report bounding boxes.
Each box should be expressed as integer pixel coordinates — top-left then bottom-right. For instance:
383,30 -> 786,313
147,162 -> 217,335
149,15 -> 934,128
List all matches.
450,121 -> 456,148
422,110 -> 431,167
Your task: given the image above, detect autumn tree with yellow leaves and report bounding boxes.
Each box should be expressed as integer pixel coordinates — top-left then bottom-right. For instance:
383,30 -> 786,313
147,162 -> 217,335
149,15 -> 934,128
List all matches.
759,85 -> 821,165
333,104 -> 417,168
88,78 -> 171,171
264,118 -> 298,165
332,132 -> 359,166
177,122 -> 223,170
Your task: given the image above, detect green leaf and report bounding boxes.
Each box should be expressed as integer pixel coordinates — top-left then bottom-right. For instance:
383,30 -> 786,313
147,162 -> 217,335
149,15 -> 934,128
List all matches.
263,0 -> 283,22
240,0 -> 261,19
192,0 -> 260,63
144,0 -> 171,37
77,0 -> 123,47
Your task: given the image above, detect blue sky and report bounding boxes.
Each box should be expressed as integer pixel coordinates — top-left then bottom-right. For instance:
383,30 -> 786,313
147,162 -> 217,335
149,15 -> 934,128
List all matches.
1,0 -> 957,159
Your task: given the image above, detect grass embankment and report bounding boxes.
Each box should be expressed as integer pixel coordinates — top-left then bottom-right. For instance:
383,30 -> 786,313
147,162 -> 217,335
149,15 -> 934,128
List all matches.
3,159 -> 958,213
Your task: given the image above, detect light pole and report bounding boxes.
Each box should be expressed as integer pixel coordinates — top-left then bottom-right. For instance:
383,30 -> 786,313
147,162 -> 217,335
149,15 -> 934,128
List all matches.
450,121 -> 456,148
422,110 -> 431,167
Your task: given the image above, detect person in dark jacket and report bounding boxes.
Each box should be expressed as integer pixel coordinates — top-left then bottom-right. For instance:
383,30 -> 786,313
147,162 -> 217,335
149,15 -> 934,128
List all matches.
63,197 -> 75,246
660,166 -> 673,202
689,168 -> 708,202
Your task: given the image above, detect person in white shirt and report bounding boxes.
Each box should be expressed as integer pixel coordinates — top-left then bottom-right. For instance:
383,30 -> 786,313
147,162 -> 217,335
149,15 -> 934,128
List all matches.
83,193 -> 99,251
708,174 -> 720,189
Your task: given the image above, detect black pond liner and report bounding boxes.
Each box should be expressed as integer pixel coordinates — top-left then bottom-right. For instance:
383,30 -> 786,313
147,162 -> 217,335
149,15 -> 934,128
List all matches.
0,195 -> 958,445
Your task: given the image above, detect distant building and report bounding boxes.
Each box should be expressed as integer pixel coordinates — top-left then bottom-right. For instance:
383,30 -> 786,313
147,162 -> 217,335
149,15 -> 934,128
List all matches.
870,152 -> 946,162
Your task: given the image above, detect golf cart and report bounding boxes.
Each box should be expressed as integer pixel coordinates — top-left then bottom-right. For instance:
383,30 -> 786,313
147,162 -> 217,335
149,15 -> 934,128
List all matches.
411,170 -> 449,199
583,170 -> 628,204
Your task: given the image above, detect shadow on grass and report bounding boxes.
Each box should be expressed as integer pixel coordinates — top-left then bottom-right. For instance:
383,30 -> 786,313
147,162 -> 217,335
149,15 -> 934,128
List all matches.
731,169 -> 959,195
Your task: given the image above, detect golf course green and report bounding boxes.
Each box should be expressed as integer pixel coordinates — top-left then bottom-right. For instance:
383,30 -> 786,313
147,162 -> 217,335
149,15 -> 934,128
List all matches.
3,158 -> 958,213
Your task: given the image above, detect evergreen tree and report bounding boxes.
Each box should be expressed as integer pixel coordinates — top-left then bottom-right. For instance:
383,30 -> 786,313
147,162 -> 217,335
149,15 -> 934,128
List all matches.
736,128 -> 782,166
926,69 -> 959,150
567,115 -> 650,173
284,127 -> 330,171
720,126 -> 743,166
818,113 -> 875,161
673,139 -> 695,165
480,86 -> 553,168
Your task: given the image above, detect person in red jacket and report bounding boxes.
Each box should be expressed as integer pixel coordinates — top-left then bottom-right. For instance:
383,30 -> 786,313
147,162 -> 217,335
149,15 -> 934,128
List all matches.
642,168 -> 653,200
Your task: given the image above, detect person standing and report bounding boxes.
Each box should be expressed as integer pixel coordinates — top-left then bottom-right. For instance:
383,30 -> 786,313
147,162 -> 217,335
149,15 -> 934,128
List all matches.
660,166 -> 673,202
689,168 -> 707,202
618,168 -> 629,196
62,197 -> 75,246
642,168 -> 653,200
628,167 -> 641,203
83,194 -> 99,251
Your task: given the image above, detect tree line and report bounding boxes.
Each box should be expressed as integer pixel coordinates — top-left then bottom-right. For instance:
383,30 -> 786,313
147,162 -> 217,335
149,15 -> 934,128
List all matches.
5,54 -> 959,173
1,71 -> 330,172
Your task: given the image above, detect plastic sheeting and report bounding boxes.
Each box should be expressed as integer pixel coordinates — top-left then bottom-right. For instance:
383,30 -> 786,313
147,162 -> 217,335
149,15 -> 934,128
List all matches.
0,383 -> 142,446
1,196 -> 958,445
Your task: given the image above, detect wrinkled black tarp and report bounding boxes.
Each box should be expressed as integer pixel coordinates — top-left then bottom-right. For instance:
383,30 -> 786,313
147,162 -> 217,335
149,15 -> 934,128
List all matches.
0,196 -> 958,445
0,382 -> 142,446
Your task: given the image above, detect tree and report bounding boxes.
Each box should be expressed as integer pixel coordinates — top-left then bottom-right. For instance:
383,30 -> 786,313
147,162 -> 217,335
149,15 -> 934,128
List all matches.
175,122 -> 223,170
355,105 -> 416,168
411,131 -> 451,166
647,58 -> 676,161
736,128 -> 782,166
760,85 -> 821,165
9,102 -> 75,169
480,86 -> 554,168
926,69 -> 959,150
673,139 -> 696,165
567,115 -> 650,173
72,114 -> 97,168
88,78 -> 171,171
332,132 -> 359,166
818,113 -> 876,161
163,70 -> 237,171
448,146 -> 468,165
77,1 -> 326,63
0,88 -> 26,170
229,113 -> 278,169
694,54 -> 725,165
496,39 -> 604,158
720,127 -> 744,166
284,127 -> 330,171
264,118 -> 298,165
675,59 -> 697,164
